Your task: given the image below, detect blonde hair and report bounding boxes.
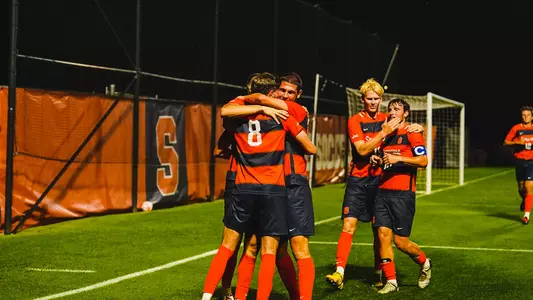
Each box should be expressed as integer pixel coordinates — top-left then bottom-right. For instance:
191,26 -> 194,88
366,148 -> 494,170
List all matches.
359,78 -> 384,98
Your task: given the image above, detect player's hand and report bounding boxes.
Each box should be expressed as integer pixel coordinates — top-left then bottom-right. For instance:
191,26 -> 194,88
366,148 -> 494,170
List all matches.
370,155 -> 382,166
262,106 -> 289,124
383,153 -> 402,165
406,123 -> 424,133
381,117 -> 401,136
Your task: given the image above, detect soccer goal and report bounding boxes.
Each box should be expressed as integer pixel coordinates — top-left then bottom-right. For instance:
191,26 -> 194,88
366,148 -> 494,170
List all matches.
346,88 -> 465,194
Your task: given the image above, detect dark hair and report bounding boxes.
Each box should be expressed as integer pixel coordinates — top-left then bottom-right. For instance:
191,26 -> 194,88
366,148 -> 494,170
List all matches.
521,106 -> 533,114
247,72 -> 279,95
388,98 -> 410,115
280,72 -> 303,91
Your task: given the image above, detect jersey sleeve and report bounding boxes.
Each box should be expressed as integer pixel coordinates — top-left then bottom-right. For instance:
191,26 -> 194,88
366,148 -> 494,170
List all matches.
285,101 -> 308,123
505,125 -> 518,142
408,132 -> 427,156
282,115 -> 304,138
348,115 -> 364,143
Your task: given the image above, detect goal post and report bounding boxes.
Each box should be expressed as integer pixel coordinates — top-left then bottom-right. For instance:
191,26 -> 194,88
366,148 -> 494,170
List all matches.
346,88 -> 466,194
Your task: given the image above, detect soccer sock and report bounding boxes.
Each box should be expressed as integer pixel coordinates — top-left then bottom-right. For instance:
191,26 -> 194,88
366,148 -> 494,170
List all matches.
411,250 -> 427,265
297,257 -> 315,300
276,254 -> 299,299
256,254 -> 276,300
222,243 -> 240,289
335,231 -> 353,275
234,254 -> 256,300
203,245 -> 234,295
525,194 -> 533,213
381,258 -> 397,283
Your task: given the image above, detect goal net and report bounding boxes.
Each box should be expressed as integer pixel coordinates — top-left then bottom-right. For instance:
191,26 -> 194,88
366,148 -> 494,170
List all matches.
346,88 -> 465,194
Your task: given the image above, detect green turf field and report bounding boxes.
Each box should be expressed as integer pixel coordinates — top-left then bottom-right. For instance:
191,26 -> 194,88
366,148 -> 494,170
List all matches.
1,167 -> 530,300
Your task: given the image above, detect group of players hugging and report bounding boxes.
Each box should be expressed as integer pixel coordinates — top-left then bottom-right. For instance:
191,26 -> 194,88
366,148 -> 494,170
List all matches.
200,73 -> 432,300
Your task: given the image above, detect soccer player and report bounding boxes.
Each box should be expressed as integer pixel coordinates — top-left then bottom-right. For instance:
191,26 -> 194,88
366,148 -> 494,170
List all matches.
224,73 -> 315,300
503,105 -> 533,225
325,78 -> 423,290
369,98 -> 432,294
201,73 -> 316,300
215,73 -> 289,300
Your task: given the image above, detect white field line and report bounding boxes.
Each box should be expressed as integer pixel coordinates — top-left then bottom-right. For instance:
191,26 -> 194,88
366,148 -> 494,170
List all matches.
27,268 -> 96,273
309,241 -> 533,253
33,169 -> 513,299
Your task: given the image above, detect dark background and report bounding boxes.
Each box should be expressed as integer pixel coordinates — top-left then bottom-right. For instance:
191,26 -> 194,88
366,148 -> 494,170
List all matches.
1,0 -> 531,165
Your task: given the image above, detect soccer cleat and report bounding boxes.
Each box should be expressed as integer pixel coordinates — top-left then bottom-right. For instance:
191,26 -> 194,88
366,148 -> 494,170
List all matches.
325,271 -> 344,290
377,281 -> 399,294
418,258 -> 432,289
523,216 -> 530,225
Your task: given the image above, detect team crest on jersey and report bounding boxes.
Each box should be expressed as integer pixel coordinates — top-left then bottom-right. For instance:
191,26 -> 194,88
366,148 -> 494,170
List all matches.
398,137 -> 403,144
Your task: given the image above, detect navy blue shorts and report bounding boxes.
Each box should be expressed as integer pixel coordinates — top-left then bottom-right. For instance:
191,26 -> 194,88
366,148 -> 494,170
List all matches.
286,183 -> 315,237
373,189 -> 416,237
341,176 -> 379,222
223,192 -> 288,237
515,159 -> 533,181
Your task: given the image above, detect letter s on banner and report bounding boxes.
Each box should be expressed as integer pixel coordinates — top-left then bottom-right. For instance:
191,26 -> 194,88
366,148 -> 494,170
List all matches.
156,116 -> 179,196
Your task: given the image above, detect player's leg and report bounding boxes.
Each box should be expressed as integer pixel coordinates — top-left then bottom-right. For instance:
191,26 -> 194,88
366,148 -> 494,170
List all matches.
234,232 -> 258,300
367,184 -> 383,287
326,179 -> 364,289
202,227 -> 242,300
202,194 -> 253,300
256,193 -> 288,300
389,190 -> 431,289
523,179 -> 533,224
276,240 -> 299,300
256,235 -> 281,300
374,190 -> 399,294
518,180 -> 526,211
376,226 -> 399,294
221,184 -> 239,300
286,183 -> 315,299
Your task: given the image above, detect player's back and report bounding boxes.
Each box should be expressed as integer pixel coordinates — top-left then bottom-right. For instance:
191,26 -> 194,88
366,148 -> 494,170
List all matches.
233,114 -> 297,196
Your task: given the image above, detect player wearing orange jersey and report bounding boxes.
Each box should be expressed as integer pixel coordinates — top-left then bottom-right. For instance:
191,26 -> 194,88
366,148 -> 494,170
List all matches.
223,73 -> 315,300
326,78 -> 424,290
369,98 -> 431,294
202,73 -> 316,300
504,106 -> 533,224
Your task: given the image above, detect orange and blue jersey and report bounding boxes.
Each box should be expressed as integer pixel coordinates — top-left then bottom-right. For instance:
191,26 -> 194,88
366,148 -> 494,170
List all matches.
233,113 -> 303,195
347,111 -> 387,179
378,124 -> 426,192
505,123 -> 533,160
283,101 -> 309,185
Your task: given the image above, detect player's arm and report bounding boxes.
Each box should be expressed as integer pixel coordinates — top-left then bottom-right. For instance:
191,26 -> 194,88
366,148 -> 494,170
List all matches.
295,131 -> 317,155
351,117 -> 401,157
220,103 -> 288,123
384,152 -> 428,168
240,93 -> 288,111
284,116 -> 316,155
503,127 -> 523,145
384,133 -> 428,168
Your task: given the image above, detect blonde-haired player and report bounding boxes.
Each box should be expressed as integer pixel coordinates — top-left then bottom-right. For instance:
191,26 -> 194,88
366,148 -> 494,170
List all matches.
326,78 -> 423,290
